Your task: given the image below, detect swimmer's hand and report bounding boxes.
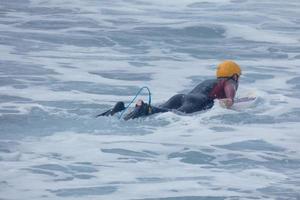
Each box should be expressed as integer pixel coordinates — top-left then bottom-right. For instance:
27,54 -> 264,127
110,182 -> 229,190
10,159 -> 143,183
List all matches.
219,98 -> 234,108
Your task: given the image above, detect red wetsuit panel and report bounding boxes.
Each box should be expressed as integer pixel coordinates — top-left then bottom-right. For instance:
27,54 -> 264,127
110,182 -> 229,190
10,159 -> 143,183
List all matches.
209,79 -> 236,100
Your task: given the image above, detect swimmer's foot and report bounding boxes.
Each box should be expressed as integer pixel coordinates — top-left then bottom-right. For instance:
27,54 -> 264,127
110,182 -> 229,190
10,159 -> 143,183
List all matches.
124,100 -> 150,121
96,101 -> 125,117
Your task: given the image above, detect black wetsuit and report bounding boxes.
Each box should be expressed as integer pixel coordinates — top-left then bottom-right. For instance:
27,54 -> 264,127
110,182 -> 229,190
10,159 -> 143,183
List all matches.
150,79 -> 218,114
99,78 -> 237,120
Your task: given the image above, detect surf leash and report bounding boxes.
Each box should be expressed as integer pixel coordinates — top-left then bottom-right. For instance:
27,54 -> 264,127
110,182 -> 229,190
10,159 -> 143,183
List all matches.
118,86 -> 152,119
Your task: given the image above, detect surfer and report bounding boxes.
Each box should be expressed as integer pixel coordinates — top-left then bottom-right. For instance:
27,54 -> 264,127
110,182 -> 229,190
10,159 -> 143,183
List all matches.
99,60 -> 241,120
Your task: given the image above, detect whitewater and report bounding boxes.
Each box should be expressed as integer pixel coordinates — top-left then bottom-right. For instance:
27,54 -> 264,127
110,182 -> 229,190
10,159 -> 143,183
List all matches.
0,0 -> 300,199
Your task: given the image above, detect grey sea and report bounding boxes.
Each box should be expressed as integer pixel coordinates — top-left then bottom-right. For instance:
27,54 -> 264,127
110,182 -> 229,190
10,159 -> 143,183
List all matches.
0,0 -> 300,199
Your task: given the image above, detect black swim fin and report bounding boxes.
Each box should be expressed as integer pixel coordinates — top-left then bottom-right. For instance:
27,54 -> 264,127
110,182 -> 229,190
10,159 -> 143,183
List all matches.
123,100 -> 151,121
96,101 -> 125,117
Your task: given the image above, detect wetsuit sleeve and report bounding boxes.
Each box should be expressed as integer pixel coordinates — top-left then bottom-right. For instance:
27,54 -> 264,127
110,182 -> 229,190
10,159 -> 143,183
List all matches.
224,81 -> 236,100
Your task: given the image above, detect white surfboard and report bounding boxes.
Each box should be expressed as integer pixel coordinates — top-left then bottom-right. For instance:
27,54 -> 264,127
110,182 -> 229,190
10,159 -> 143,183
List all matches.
232,96 -> 257,110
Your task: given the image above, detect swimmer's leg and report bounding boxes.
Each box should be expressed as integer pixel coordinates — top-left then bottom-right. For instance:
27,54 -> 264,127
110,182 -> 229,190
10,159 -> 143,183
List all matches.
124,100 -> 151,120
96,101 -> 125,117
126,93 -> 184,119
159,94 -> 184,110
99,94 -> 185,120
177,103 -> 197,114
176,95 -> 214,114
124,100 -> 169,121
124,94 -> 185,120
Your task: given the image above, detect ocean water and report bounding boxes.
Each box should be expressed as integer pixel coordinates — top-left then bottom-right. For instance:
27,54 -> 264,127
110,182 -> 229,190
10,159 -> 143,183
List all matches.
1,0 -> 300,199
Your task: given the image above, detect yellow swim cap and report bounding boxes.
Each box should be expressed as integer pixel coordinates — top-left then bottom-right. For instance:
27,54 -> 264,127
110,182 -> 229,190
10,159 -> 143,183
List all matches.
216,60 -> 241,78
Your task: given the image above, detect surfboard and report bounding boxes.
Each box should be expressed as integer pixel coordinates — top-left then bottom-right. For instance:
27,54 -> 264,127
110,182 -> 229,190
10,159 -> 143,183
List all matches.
235,96 -> 257,103
232,96 -> 257,110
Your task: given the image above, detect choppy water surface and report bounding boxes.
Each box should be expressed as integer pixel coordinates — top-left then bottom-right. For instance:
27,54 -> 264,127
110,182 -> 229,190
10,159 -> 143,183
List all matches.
1,0 -> 300,199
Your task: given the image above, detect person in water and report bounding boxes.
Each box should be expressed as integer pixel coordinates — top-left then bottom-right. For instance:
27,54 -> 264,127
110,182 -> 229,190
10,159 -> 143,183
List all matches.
99,60 -> 241,120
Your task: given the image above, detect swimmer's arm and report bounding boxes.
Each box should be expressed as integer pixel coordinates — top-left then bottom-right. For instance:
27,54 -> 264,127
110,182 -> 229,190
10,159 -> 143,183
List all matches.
219,81 -> 236,108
